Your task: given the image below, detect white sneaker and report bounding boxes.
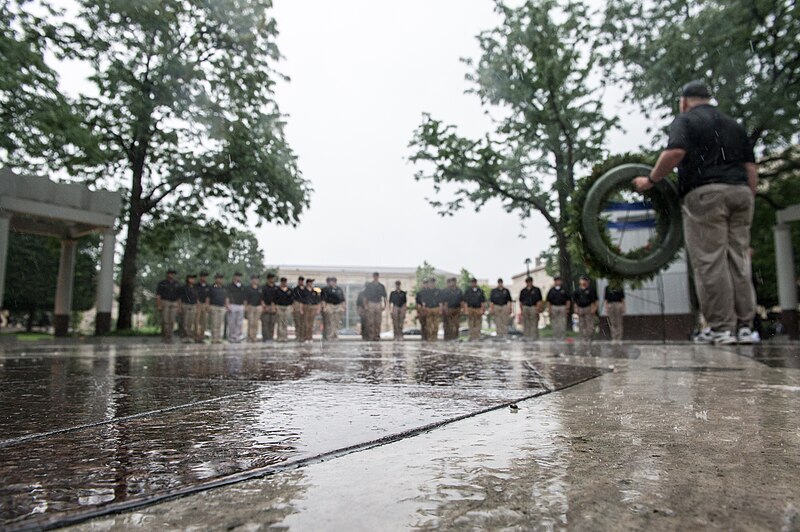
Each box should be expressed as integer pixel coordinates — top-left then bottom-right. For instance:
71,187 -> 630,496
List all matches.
713,331 -> 736,345
693,329 -> 714,344
737,327 -> 754,344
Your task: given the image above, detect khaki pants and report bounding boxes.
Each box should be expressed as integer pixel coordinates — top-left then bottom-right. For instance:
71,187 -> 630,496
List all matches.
418,308 -> 428,340
550,305 -> 567,340
302,304 -> 319,341
275,305 -> 292,341
391,306 -> 406,340
522,306 -> 540,339
245,305 -> 262,342
683,184 -> 755,333
181,304 -> 197,342
366,301 -> 383,341
493,304 -> 510,336
443,308 -> 461,340
195,304 -> 209,342
261,309 -> 276,341
292,302 -> 304,341
160,301 -> 178,341
466,307 -> 483,340
424,309 -> 441,341
359,310 -> 368,340
577,306 -> 594,340
322,303 -> 343,340
210,305 -> 226,343
606,302 -> 624,341
227,304 -> 244,343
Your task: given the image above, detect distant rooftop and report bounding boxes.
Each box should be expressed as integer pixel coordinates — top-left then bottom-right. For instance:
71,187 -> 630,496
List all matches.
273,264 -> 459,277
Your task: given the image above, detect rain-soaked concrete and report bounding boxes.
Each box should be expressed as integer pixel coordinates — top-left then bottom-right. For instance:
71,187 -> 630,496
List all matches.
0,341 -> 798,530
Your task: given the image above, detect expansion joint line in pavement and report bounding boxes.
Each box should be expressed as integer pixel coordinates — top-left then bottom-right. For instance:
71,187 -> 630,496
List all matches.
18,370 -> 607,532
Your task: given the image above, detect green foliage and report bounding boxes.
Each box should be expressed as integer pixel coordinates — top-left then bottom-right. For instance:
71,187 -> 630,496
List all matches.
600,0 -> 800,172
413,261 -> 445,294
3,232 -> 98,322
409,0 -> 618,286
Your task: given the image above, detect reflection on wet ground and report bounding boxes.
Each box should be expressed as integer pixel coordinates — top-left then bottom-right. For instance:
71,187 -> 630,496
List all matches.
65,343 -> 800,532
0,341 -> 617,529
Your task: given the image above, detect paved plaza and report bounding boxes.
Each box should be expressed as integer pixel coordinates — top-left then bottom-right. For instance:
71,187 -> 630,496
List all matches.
0,340 -> 798,531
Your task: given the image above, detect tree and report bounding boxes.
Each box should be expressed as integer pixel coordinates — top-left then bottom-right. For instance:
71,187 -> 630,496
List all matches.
600,0 -> 800,176
409,0 -> 617,304
54,0 -> 311,330
135,214 -> 266,318
3,232 -> 98,331
0,1 -> 88,167
414,261 -> 446,294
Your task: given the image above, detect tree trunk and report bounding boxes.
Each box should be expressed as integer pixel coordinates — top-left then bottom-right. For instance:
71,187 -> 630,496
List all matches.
116,205 -> 143,330
556,232 -> 574,331
25,310 -> 34,332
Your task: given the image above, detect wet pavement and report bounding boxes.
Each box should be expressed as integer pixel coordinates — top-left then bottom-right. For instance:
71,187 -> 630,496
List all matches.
0,341 -> 798,530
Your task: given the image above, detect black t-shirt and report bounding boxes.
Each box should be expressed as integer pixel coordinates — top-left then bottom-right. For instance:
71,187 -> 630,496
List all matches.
389,290 -> 407,307
463,287 -> 486,308
666,104 -> 754,196
274,287 -> 294,306
196,282 -> 211,304
227,283 -> 246,305
305,288 -> 322,305
547,286 -> 570,306
292,285 -> 307,304
209,285 -> 227,307
417,287 -> 440,308
364,281 -> 387,303
262,284 -> 277,305
179,284 -> 198,304
156,279 -> 181,302
519,286 -> 543,307
356,291 -> 367,309
605,286 -> 625,303
321,286 -> 345,304
489,287 -> 512,305
573,287 -> 598,308
440,287 -> 463,309
244,285 -> 262,306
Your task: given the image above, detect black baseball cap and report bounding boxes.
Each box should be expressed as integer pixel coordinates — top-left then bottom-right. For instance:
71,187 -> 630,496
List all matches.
580,274 -> 590,281
470,277 -> 478,283
199,271 -> 209,277
681,80 -> 711,98
215,273 -> 224,279
250,274 -> 260,280
395,280 -> 401,285
266,273 -> 275,279
186,273 -> 196,279
279,277 -> 287,282
167,269 -> 177,274
233,271 -> 243,277
525,277 -> 533,282
553,275 -> 562,280
497,278 -> 504,283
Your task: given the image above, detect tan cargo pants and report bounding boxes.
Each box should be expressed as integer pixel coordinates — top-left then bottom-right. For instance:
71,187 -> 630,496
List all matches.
466,307 -> 483,340
195,304 -> 209,342
365,302 -> 383,341
521,306 -> 540,339
443,308 -> 461,340
322,303 -> 343,340
493,304 -> 510,336
391,306 -> 406,340
424,309 -> 441,341
418,308 -> 428,340
160,301 -> 178,341
606,301 -> 624,341
302,304 -> 319,341
292,302 -> 304,342
181,304 -> 197,343
210,305 -> 226,343
550,305 -> 568,340
683,184 -> 755,333
261,308 -> 276,341
275,305 -> 292,341
245,305 -> 262,342
576,306 -> 595,340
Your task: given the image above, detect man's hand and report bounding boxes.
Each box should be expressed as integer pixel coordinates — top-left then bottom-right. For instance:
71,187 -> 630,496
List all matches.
632,176 -> 654,193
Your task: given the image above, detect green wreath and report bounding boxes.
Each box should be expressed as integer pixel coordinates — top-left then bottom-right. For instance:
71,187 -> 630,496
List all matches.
568,153 -> 683,287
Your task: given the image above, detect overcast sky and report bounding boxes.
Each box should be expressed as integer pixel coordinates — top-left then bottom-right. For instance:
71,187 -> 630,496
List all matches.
52,0 -> 661,280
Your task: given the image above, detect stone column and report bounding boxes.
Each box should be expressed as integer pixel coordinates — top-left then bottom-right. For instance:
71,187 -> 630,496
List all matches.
0,213 -> 10,312
774,224 -> 798,340
54,239 -> 77,337
95,229 -> 117,335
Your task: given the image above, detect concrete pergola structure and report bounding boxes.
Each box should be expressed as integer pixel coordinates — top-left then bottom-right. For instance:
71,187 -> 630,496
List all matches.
774,204 -> 800,340
0,168 -> 121,336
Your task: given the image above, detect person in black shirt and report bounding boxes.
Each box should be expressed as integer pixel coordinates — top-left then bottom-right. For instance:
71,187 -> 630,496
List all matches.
357,285 -> 368,340
573,275 -> 598,342
321,277 -> 346,340
547,276 -> 571,340
633,80 -> 757,346
490,279 -> 513,337
440,277 -> 464,341
226,272 -> 246,343
261,273 -> 277,342
195,271 -> 211,343
273,277 -> 294,342
462,278 -> 486,341
244,274 -> 263,343
156,269 -> 180,343
389,280 -> 407,341
208,274 -> 227,343
178,274 -> 198,343
363,272 -> 387,341
603,283 -> 625,342
292,276 -> 306,342
301,278 -> 321,342
519,277 -> 543,340
417,278 -> 441,341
